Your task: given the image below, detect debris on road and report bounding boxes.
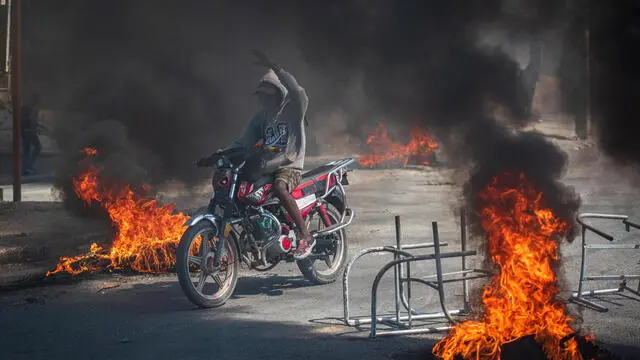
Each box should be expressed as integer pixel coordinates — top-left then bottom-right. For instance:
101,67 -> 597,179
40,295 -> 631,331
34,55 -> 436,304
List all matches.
97,282 -> 123,292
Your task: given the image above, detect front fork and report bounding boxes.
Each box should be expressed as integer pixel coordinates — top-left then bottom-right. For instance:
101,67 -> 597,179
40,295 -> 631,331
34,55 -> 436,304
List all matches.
210,205 -> 234,269
211,171 -> 240,268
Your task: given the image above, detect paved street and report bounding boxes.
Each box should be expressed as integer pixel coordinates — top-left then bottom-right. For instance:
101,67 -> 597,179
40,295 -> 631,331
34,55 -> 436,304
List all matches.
1,145 -> 640,359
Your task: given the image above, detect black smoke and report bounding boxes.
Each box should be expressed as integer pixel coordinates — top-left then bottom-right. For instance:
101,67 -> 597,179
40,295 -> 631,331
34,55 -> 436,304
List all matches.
26,0 -> 621,237
291,0 -> 581,238
582,1 -> 640,165
21,0 -> 322,213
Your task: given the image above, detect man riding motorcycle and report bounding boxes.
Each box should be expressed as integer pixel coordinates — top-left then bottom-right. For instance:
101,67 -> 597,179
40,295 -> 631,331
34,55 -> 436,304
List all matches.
198,50 -> 315,260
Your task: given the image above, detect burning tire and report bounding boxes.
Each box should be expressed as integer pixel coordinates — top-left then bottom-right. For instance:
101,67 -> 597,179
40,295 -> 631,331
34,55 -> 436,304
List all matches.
297,203 -> 348,284
176,221 -> 239,308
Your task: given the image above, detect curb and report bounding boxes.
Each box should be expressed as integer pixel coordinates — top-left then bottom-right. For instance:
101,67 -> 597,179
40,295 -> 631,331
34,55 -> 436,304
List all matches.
0,174 -> 54,187
0,263 -> 50,291
0,244 -> 49,266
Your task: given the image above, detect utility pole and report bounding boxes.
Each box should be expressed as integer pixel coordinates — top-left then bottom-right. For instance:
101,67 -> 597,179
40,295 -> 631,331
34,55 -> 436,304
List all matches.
10,0 -> 21,202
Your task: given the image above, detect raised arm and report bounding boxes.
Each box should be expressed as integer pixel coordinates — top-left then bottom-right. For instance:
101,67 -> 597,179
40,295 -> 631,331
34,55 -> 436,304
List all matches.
272,67 -> 309,108
251,49 -> 309,109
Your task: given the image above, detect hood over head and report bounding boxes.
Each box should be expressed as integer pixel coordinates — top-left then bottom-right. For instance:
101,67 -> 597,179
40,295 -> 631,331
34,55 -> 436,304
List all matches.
254,69 -> 288,102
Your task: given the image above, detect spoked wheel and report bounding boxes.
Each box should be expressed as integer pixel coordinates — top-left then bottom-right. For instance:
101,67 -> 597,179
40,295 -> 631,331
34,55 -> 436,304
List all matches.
297,203 -> 348,284
176,221 -> 239,308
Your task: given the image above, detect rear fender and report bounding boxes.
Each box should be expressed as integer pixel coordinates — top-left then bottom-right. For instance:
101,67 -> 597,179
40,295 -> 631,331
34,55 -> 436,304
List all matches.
325,187 -> 346,214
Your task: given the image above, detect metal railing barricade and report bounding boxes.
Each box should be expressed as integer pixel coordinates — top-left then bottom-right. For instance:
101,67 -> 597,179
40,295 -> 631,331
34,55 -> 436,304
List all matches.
569,212 -> 640,312
342,210 -> 492,338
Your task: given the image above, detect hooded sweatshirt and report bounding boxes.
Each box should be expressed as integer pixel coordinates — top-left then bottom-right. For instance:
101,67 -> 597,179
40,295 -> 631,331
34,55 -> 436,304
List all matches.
228,68 -> 309,174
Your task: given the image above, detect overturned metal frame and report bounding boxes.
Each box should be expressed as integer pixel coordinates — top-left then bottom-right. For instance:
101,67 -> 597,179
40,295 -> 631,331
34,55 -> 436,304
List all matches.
342,210 -> 492,338
569,212 -> 640,312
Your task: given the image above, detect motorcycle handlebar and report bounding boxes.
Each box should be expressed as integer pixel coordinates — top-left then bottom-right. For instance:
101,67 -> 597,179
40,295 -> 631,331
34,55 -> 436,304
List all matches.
196,147 -> 250,168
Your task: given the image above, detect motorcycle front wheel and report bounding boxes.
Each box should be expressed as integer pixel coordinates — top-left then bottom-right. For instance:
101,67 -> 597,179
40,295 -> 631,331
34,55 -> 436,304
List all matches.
176,221 -> 239,308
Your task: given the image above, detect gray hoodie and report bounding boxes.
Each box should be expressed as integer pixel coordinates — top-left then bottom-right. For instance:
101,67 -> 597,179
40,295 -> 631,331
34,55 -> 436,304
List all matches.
229,68 -> 309,174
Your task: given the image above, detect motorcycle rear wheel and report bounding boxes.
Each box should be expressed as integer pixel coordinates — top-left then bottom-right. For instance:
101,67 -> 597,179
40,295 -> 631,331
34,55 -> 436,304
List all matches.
176,221 -> 239,308
297,203 -> 348,284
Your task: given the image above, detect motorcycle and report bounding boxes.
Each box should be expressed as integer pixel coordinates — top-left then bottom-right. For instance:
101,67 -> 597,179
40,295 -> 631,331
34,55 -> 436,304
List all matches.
176,147 -> 355,308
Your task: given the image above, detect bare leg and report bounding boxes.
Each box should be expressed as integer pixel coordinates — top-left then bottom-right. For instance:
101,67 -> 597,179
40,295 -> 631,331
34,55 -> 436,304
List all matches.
273,180 -> 313,240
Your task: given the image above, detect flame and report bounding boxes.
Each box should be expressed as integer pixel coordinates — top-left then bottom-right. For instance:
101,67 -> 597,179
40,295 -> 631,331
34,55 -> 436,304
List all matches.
432,173 -> 582,360
46,148 -> 188,276
357,123 -> 438,168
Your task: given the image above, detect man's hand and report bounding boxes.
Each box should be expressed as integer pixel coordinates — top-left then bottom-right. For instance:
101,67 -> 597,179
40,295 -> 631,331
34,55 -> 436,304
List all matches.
251,49 -> 277,70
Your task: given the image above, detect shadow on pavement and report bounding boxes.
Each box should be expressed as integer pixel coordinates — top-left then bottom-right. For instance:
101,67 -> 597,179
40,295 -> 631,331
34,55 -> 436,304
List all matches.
232,274 -> 320,297
0,280 -> 439,360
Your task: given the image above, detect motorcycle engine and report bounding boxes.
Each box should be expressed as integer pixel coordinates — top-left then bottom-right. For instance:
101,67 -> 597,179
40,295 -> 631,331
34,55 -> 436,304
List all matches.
248,210 -> 281,245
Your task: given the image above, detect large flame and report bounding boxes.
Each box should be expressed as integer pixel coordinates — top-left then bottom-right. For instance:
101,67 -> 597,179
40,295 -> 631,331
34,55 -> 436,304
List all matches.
432,172 -> 581,360
357,123 -> 438,168
46,148 -> 188,276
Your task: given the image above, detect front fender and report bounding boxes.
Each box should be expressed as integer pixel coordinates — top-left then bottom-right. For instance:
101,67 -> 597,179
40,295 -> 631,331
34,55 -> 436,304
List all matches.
183,212 -> 234,237
184,213 -> 220,228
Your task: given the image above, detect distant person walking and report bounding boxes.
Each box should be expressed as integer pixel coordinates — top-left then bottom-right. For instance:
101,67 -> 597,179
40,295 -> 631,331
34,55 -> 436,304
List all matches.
21,94 -> 43,175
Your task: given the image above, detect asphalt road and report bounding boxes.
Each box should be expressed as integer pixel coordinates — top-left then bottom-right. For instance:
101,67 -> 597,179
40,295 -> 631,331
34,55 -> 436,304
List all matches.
1,151 -> 640,360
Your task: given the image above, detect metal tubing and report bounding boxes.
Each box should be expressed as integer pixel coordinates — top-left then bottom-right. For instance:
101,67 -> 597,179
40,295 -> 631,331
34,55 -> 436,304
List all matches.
572,288 -> 623,297
373,327 -> 453,337
577,226 -> 587,298
432,221 -> 458,325
370,252 -> 475,338
401,242 -> 447,250
460,208 -> 470,313
313,208 -> 354,237
623,219 -> 640,231
347,310 -> 465,326
342,246 -> 414,325
571,212 -> 640,311
586,244 -> 640,249
418,270 -> 476,279
393,215 -> 402,328
624,284 -> 640,298
425,275 -> 493,285
576,213 -> 629,241
578,213 -> 629,220
406,260 -> 412,328
585,275 -> 640,281
570,297 -> 609,312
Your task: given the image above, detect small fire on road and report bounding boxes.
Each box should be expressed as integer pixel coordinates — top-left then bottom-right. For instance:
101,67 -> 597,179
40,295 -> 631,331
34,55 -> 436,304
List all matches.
46,148 -> 188,276
432,172 -> 585,360
357,123 -> 439,168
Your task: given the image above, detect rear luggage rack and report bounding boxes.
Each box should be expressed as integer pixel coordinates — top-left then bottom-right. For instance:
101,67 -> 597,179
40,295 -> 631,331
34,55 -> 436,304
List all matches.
300,158 -> 355,199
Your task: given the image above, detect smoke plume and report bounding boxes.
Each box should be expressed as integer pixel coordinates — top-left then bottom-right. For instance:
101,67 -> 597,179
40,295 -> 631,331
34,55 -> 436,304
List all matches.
22,0 -> 326,212
291,0 -> 581,238
560,0 -> 640,165
29,0 -> 633,237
